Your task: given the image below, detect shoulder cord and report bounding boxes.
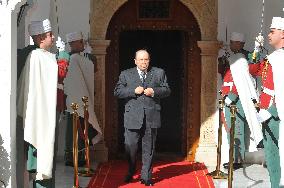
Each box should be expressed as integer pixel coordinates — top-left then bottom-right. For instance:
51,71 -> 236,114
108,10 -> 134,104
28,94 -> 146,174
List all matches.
262,59 -> 269,81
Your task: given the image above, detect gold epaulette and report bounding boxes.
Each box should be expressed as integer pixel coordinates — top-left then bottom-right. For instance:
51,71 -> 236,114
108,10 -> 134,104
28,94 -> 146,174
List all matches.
261,59 -> 269,81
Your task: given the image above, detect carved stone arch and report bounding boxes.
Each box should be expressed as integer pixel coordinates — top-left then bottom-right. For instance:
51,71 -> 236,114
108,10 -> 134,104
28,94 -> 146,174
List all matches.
90,0 -> 127,39
90,0 -> 220,166
179,0 -> 217,40
90,0 -> 217,40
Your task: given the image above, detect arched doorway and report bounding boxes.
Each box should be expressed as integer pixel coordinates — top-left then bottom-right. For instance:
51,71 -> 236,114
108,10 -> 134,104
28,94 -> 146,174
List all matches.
104,0 -> 201,160
118,30 -> 185,155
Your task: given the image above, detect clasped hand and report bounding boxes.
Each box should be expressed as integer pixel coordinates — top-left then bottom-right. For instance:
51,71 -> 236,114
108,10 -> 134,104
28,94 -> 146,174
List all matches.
135,86 -> 154,96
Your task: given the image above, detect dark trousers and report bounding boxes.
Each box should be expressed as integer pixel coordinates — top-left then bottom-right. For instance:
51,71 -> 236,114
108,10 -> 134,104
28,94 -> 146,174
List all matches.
124,116 -> 157,181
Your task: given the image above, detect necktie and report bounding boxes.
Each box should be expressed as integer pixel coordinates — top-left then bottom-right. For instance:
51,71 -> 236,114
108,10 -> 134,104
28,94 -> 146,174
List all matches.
141,72 -> 146,88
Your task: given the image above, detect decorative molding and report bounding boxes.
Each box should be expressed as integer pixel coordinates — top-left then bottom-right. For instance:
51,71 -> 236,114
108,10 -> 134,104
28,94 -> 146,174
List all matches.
89,39 -> 110,55
197,41 -> 222,56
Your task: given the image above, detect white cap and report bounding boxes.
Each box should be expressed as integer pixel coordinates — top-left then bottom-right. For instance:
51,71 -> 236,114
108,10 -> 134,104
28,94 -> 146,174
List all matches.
28,19 -> 52,36
230,32 -> 245,42
270,17 -> 284,30
66,31 -> 83,43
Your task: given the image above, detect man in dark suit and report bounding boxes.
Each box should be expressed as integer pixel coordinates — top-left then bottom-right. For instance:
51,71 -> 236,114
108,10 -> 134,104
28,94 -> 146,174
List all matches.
114,49 -> 170,186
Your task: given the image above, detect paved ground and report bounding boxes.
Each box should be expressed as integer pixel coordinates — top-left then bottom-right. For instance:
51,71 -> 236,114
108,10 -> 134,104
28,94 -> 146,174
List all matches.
208,164 -> 271,188
54,159 -> 94,188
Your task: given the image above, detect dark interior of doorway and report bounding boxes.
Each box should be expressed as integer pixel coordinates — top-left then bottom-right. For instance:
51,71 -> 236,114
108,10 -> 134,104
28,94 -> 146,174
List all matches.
117,30 -> 184,156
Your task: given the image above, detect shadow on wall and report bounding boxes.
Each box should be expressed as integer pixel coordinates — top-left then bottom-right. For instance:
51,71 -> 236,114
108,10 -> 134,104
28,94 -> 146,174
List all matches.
0,134 -> 11,188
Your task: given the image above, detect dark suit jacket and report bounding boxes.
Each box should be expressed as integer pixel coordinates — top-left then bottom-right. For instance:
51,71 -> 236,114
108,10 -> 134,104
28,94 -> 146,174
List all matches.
114,66 -> 171,129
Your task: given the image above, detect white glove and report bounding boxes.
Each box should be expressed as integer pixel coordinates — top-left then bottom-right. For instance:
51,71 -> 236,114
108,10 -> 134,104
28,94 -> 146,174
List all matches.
256,33 -> 264,47
224,97 -> 233,106
256,109 -> 271,123
218,45 -> 232,58
253,33 -> 264,53
84,41 -> 93,54
254,42 -> 261,53
56,36 -> 66,52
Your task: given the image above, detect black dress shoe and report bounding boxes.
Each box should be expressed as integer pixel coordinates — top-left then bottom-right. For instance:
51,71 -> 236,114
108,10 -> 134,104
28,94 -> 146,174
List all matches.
262,161 -> 267,168
223,162 -> 243,170
65,161 -> 73,167
65,160 -> 86,167
124,174 -> 133,183
140,179 -> 154,186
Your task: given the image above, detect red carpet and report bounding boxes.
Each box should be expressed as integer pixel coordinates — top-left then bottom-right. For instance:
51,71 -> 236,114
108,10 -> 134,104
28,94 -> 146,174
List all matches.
87,160 -> 215,188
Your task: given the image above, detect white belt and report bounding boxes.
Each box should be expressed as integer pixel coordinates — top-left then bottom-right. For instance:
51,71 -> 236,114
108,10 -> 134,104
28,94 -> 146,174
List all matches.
57,83 -> 64,90
262,86 -> 275,107
261,86 -> 274,97
224,82 -> 233,91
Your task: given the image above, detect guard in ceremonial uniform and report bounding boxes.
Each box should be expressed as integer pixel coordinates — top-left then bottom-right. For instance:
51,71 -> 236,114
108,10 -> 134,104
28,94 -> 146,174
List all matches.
17,19 -> 58,188
219,54 -> 242,169
250,17 -> 284,188
218,32 -> 262,170
56,38 -> 70,113
64,31 -> 102,166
